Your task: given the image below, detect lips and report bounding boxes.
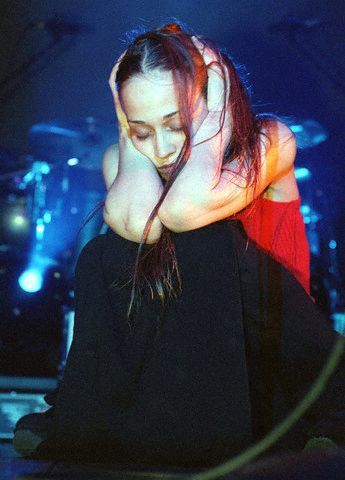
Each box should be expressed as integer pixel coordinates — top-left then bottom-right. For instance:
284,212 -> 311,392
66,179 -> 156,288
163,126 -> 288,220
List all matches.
157,160 -> 177,173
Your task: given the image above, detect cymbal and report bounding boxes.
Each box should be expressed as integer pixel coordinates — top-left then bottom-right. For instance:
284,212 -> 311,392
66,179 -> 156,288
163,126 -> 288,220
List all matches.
28,117 -> 118,170
287,119 -> 328,149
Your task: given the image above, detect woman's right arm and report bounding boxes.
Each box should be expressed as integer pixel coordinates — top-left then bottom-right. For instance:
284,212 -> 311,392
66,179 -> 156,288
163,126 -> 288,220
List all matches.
102,141 -> 164,244
102,143 -> 119,190
104,52 -> 165,244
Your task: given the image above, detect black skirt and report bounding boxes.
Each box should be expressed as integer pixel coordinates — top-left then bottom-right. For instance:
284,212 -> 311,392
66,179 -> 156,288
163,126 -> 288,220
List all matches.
19,220 -> 345,468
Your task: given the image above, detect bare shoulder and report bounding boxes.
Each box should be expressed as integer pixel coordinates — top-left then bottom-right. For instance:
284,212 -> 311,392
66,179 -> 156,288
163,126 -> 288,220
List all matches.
260,119 -> 296,172
260,118 -> 295,146
102,143 -> 119,189
260,120 -> 299,200
260,119 -> 296,152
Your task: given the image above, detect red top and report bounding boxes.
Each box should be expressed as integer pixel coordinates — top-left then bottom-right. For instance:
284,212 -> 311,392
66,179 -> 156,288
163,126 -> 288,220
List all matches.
234,196 -> 310,294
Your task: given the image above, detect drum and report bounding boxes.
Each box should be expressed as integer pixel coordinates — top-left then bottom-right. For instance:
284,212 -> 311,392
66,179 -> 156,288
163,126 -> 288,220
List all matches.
27,117 -> 114,276
25,163 -> 106,279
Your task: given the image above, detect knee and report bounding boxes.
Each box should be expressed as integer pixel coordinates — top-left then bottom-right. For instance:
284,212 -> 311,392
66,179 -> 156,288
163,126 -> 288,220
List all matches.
12,428 -> 45,457
13,412 -> 51,457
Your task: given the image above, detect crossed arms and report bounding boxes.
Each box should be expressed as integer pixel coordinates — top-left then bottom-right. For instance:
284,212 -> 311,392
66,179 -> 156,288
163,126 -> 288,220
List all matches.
102,120 -> 297,244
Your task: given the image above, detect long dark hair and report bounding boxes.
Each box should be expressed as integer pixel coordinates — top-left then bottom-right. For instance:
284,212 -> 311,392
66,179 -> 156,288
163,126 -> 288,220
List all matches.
112,22 -> 267,323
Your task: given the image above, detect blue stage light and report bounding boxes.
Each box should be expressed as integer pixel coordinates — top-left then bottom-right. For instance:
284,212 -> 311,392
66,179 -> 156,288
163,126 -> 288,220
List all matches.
35,219 -> 45,240
67,157 -> 79,166
289,120 -> 328,149
18,269 -> 43,293
43,211 -> 52,224
300,204 -> 311,216
9,214 -> 29,232
295,167 -> 311,180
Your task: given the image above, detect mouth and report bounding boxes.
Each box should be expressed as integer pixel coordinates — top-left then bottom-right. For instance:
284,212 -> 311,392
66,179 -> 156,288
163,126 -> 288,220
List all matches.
157,160 -> 178,173
157,164 -> 176,181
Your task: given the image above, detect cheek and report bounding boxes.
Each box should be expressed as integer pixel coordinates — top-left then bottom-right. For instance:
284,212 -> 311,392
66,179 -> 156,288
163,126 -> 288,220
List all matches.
177,136 -> 186,152
131,135 -> 186,159
130,138 -> 154,161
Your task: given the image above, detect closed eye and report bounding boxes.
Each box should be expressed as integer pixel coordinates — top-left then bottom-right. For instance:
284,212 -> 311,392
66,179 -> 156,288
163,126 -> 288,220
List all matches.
134,134 -> 150,140
133,126 -> 184,141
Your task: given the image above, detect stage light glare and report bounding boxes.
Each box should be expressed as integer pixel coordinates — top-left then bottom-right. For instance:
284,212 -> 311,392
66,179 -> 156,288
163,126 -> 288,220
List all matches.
36,220 -> 45,240
41,163 -> 50,174
11,214 -> 29,229
300,204 -> 311,216
13,215 -> 25,226
43,211 -> 52,223
67,157 -> 79,166
295,167 -> 311,180
291,125 -> 303,133
18,269 -> 43,293
329,240 -> 337,250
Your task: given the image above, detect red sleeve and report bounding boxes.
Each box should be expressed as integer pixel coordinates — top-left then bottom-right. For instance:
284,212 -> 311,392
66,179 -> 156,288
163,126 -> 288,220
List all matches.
234,197 -> 310,295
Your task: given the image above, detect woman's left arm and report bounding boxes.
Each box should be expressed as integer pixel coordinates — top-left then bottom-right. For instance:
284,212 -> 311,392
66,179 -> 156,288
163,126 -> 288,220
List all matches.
158,38 -> 296,231
158,120 -> 296,232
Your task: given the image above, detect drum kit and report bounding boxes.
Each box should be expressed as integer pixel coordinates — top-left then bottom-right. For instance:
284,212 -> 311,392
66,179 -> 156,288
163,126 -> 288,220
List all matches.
0,116 -> 117,283
0,117 -> 118,377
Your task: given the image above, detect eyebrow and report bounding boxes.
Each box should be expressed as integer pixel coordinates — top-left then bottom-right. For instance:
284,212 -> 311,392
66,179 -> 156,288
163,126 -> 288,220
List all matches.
128,111 -> 179,124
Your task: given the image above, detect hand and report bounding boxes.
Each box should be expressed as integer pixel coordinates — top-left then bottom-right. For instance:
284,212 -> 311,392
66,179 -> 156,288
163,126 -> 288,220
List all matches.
108,51 -> 129,133
106,53 -> 164,244
108,52 -> 160,175
189,37 -> 232,189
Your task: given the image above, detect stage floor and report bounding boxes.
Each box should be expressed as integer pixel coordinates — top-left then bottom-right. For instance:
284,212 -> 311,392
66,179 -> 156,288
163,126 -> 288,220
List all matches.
0,440 -> 192,480
2,439 -> 345,480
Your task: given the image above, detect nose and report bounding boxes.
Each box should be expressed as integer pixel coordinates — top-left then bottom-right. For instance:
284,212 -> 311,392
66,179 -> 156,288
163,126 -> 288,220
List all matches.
154,132 -> 176,164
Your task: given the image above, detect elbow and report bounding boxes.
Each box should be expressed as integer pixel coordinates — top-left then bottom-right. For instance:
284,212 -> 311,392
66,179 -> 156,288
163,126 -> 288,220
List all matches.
103,205 -> 163,244
132,215 -> 163,243
158,199 -> 201,233
159,215 -> 186,233
103,204 -> 128,238
158,196 -> 187,232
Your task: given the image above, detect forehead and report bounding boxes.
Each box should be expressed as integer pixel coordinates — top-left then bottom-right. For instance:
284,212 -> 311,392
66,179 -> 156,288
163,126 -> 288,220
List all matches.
120,70 -> 180,123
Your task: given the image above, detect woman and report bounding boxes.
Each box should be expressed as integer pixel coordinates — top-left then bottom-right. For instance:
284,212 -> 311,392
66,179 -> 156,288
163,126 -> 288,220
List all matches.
102,24 -> 309,304
13,23 -> 344,468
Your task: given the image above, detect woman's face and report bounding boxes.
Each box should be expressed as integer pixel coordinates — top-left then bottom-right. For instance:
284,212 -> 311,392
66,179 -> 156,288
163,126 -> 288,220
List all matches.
120,69 -> 207,178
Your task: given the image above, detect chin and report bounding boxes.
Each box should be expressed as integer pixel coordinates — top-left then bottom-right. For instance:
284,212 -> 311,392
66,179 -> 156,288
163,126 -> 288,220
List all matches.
160,172 -> 169,181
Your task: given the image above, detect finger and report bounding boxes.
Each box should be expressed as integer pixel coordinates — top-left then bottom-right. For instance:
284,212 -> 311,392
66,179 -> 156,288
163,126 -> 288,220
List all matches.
108,51 -> 127,95
114,93 -> 130,134
108,51 -> 130,133
191,36 -> 216,66
207,62 -> 226,112
191,36 -> 230,112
